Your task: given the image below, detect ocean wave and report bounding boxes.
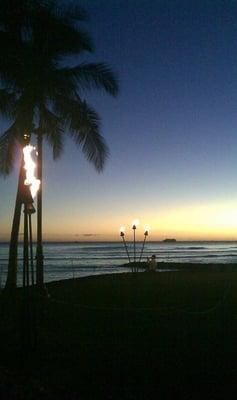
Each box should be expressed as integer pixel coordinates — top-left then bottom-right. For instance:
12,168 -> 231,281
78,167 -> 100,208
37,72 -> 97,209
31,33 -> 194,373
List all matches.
186,246 -> 207,250
163,253 -> 237,259
170,246 -> 207,250
202,253 -> 237,258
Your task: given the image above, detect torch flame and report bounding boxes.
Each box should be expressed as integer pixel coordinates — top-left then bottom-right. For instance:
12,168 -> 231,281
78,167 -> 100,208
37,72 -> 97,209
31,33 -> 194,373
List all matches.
144,225 -> 150,233
23,145 -> 40,198
132,219 -> 140,227
120,226 -> 125,233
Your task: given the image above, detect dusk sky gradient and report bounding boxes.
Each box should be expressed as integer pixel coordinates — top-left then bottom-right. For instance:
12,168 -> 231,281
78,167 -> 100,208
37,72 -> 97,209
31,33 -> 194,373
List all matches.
1,0 -> 237,241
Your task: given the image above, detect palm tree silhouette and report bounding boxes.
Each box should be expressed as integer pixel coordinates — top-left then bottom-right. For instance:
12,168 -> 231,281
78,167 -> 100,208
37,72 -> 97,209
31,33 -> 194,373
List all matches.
0,1 -> 119,290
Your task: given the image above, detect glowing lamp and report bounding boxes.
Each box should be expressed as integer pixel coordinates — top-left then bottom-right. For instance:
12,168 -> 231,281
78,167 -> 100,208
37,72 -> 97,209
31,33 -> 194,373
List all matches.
132,219 -> 139,230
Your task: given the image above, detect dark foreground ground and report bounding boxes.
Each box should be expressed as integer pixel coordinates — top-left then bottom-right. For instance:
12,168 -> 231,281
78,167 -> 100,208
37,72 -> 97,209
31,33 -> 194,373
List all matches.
1,263 -> 237,399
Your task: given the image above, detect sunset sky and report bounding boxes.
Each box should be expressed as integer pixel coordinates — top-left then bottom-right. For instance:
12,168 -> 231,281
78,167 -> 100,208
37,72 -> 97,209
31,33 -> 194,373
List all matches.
1,0 -> 237,241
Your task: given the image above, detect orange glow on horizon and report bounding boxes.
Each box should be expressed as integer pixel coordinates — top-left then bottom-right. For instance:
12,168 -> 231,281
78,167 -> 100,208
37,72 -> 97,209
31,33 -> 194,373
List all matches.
39,200 -> 237,241
1,200 -> 237,242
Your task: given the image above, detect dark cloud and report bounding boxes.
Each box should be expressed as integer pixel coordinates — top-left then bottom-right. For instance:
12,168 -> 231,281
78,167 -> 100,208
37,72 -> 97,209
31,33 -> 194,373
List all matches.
74,233 -> 100,237
82,234 -> 99,237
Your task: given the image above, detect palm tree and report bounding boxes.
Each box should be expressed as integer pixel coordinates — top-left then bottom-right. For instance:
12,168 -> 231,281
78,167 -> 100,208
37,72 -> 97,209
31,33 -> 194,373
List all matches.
0,1 -> 119,290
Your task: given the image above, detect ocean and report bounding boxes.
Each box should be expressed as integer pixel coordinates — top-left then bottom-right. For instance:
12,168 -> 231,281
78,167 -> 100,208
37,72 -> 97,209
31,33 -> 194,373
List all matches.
0,241 -> 237,287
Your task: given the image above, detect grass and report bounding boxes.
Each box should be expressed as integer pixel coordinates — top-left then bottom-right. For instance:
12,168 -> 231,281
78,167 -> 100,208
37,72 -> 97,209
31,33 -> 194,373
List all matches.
1,265 -> 237,399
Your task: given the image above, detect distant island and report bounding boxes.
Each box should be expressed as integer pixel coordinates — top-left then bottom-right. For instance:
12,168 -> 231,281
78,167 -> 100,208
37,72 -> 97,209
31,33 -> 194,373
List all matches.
163,238 -> 177,243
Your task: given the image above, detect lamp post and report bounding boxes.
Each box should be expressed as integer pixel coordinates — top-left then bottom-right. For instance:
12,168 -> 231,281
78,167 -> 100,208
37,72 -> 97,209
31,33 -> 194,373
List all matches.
120,227 -> 131,263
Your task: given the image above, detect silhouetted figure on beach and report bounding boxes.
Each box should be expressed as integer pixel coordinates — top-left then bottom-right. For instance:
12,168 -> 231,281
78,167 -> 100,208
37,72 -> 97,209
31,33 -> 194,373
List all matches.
146,255 -> 157,272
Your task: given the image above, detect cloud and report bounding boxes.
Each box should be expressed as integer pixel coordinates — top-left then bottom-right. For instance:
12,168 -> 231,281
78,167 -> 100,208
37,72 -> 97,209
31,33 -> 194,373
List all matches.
75,233 -> 100,237
82,233 -> 100,237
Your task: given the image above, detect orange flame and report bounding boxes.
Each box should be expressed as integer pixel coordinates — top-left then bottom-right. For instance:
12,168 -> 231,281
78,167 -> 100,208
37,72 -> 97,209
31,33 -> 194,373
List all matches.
23,145 -> 40,198
144,225 -> 150,233
132,219 -> 140,227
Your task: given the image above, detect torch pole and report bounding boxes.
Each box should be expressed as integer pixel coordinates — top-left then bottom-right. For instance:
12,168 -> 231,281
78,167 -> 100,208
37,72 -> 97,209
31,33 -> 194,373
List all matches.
22,202 -> 30,352
23,204 -> 29,288
29,214 -> 34,286
122,236 -> 131,263
139,231 -> 148,262
139,236 -> 146,262
133,225 -> 136,263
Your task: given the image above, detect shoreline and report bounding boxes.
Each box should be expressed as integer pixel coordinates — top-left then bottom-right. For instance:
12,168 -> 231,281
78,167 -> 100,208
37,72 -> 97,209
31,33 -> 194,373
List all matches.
122,261 -> 237,270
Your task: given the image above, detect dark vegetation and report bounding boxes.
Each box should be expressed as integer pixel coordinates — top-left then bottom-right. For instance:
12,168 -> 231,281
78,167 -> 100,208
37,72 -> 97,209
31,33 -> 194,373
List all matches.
0,266 -> 237,399
0,0 -> 118,289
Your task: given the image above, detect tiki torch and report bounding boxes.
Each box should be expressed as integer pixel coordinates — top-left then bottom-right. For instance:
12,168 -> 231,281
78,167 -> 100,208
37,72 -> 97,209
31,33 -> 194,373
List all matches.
120,227 -> 131,263
22,144 -> 40,287
21,143 -> 40,351
139,226 -> 150,262
22,189 -> 36,287
132,219 -> 139,263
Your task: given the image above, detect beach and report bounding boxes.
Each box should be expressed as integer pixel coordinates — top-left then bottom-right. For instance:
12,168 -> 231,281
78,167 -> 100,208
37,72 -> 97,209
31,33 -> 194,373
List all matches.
0,265 -> 236,399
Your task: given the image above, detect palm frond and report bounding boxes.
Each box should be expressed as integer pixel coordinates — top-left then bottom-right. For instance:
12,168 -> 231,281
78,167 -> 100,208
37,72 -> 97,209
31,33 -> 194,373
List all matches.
56,2 -> 88,22
0,123 -> 19,176
39,106 -> 63,159
0,88 -> 16,118
0,94 -> 34,175
54,96 -> 109,172
0,32 -> 22,76
30,2 -> 93,56
0,100 -> 33,176
13,93 -> 35,136
0,1 -> 118,175
63,63 -> 119,97
0,32 -> 28,88
42,67 -> 77,100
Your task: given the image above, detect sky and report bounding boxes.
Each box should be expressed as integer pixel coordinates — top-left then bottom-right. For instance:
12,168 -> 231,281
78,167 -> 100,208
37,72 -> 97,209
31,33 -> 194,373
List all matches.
1,0 -> 237,241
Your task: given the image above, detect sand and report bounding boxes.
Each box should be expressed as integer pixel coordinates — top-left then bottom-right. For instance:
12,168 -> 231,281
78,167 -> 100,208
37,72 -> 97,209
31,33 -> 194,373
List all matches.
0,264 -> 237,399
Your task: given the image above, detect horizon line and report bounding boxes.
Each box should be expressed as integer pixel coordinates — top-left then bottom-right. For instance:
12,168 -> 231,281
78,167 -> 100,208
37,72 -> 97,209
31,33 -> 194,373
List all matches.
1,239 -> 237,244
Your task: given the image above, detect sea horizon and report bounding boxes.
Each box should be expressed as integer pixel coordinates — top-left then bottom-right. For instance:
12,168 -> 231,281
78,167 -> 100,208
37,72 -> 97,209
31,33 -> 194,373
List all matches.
1,239 -> 237,244
1,241 -> 237,288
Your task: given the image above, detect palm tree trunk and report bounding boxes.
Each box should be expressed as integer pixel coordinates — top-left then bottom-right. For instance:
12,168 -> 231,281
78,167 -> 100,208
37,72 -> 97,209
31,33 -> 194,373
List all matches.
36,133 -> 44,288
5,157 -> 24,290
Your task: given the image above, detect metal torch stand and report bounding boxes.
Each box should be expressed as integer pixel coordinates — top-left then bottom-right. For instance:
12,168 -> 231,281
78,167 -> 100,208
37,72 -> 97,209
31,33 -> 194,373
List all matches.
121,228 -> 149,274
21,198 -> 37,353
132,225 -> 136,272
139,231 -> 148,262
